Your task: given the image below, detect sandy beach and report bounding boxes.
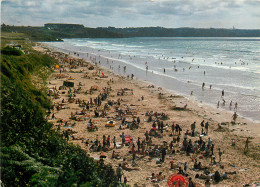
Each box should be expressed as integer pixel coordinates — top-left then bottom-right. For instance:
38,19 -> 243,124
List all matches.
34,44 -> 260,186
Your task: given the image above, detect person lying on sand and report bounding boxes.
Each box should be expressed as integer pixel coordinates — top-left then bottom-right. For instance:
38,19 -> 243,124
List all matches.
146,172 -> 157,182
112,150 -> 121,159
156,172 -> 165,181
122,158 -> 140,171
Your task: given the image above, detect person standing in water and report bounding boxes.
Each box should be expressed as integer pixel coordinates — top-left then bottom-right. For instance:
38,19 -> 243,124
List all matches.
202,82 -> 205,89
234,102 -> 238,112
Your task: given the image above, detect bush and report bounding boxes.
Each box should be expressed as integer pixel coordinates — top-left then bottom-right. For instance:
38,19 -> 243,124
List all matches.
1,49 -> 119,186
1,46 -> 23,56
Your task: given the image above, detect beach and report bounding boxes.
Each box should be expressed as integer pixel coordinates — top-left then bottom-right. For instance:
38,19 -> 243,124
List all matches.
34,43 -> 260,186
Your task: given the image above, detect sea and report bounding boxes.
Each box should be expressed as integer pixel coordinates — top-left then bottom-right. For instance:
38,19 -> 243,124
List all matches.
44,37 -> 260,122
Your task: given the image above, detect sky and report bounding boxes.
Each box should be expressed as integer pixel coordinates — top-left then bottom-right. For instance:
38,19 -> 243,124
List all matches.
1,0 -> 260,29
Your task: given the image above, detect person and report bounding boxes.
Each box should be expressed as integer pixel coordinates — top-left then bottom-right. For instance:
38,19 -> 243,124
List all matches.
171,123 -> 175,134
124,176 -> 127,184
122,158 -> 140,171
244,137 -> 249,153
205,122 -> 209,135
191,122 -> 196,132
161,147 -> 166,162
200,120 -> 204,128
218,148 -> 223,162
211,143 -> 215,155
113,136 -> 116,148
112,150 -> 120,159
229,100 -> 233,110
52,113 -> 55,120
178,167 -> 184,175
184,162 -> 188,171
137,137 -> 141,152
156,172 -> 165,181
188,177 -> 196,187
214,170 -> 221,183
232,112 -> 238,122
116,164 -> 123,182
208,137 -> 212,147
150,173 -> 157,182
132,144 -> 136,161
205,179 -> 211,187
234,102 -> 238,112
121,132 -> 125,145
202,82 -> 205,89
222,89 -> 224,97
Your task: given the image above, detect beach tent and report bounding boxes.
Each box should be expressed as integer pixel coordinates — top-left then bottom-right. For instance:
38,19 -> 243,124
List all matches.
167,173 -> 189,187
63,81 -> 74,87
105,121 -> 115,127
124,135 -> 132,144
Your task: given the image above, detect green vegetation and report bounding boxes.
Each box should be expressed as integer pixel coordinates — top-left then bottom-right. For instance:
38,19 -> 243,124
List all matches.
1,24 -> 123,41
1,46 -> 23,56
1,35 -> 119,186
2,23 -> 260,42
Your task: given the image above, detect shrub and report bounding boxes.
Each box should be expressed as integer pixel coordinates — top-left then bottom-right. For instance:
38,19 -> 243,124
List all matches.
1,46 -> 23,56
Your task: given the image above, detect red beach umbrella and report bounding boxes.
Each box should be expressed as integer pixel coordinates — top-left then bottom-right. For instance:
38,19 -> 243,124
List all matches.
167,173 -> 189,187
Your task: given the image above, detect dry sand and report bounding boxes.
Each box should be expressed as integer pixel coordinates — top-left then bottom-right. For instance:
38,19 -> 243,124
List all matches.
34,44 -> 260,187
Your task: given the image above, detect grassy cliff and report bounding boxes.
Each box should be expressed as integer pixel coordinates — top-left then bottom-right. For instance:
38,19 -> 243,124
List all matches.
0,35 -> 119,186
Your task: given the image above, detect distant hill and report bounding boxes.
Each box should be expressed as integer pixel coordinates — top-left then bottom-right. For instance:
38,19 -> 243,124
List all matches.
2,23 -> 260,41
1,24 -> 124,41
101,27 -> 260,37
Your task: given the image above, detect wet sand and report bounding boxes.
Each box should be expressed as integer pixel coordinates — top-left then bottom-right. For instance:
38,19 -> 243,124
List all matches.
34,44 -> 260,186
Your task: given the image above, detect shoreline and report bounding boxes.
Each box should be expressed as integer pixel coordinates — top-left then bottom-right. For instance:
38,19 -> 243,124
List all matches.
35,43 -> 260,186
40,42 -> 260,129
41,41 -> 260,123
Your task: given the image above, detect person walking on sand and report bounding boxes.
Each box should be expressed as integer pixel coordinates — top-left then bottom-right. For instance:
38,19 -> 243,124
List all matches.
244,137 -> 250,153
218,148 -> 223,162
222,89 -> 225,97
171,123 -> 175,134
232,112 -> 238,122
205,122 -> 209,135
113,136 -> 116,148
161,147 -> 166,162
121,132 -> 125,145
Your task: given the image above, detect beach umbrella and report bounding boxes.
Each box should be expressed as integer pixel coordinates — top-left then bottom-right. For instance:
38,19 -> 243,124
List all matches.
167,173 -> 189,187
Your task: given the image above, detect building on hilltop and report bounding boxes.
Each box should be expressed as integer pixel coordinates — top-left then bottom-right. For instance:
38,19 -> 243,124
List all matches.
44,23 -> 84,30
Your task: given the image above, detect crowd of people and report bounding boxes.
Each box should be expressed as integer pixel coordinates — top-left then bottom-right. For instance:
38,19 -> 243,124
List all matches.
44,48 -> 252,186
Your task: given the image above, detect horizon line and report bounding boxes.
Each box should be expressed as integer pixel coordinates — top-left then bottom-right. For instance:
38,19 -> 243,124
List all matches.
1,23 -> 260,30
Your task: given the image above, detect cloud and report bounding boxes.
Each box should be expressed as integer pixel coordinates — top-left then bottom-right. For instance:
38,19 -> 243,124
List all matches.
1,0 -> 260,29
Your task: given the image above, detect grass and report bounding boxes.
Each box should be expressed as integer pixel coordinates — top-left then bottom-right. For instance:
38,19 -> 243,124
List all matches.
1,32 -> 35,52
